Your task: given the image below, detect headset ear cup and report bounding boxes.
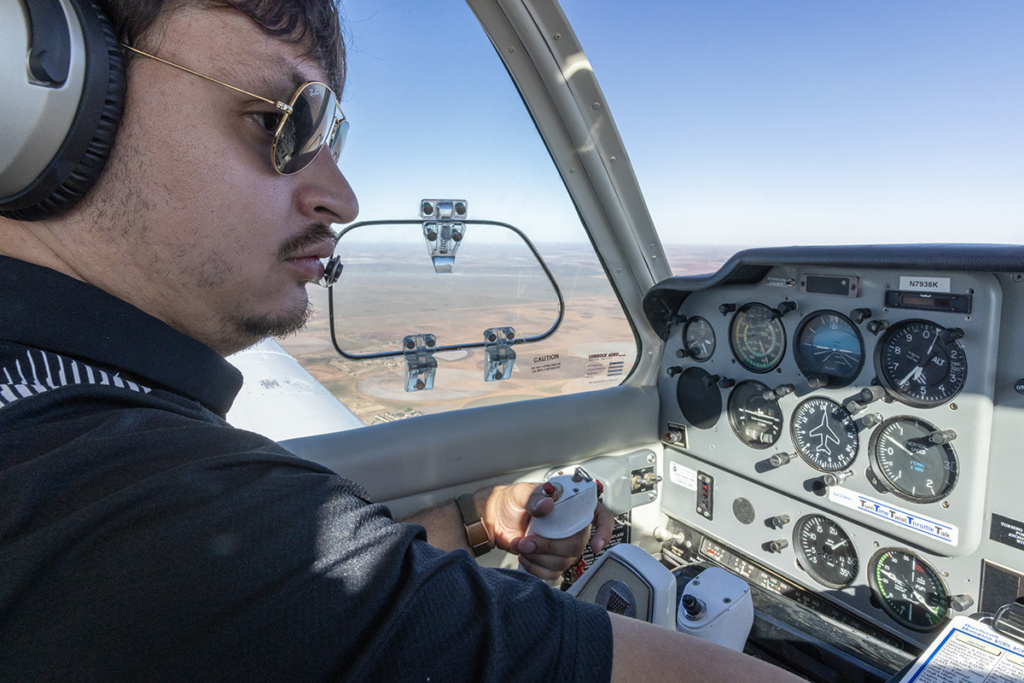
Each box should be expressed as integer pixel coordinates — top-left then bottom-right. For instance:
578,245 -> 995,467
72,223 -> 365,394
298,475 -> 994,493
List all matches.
0,0 -> 124,222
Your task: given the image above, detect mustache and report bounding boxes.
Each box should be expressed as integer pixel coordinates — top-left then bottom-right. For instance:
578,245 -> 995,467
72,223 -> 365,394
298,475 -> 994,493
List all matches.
278,223 -> 338,260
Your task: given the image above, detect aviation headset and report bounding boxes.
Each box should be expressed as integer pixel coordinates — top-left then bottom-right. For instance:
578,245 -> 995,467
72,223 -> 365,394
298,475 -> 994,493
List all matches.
0,0 -> 123,221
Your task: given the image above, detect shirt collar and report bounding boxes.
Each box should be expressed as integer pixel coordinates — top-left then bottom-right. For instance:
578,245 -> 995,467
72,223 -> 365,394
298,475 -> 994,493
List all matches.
0,255 -> 243,416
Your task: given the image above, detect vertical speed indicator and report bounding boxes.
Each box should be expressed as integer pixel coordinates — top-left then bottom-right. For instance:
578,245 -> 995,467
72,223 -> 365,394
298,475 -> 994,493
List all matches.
869,417 -> 959,503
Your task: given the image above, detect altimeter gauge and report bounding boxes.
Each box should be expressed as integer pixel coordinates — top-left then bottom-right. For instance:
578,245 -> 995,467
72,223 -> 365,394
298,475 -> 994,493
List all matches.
791,397 -> 859,472
794,515 -> 858,589
727,380 -> 784,449
730,303 -> 786,373
795,311 -> 864,388
869,416 -> 959,503
682,316 -> 716,361
869,549 -> 949,631
875,320 -> 967,408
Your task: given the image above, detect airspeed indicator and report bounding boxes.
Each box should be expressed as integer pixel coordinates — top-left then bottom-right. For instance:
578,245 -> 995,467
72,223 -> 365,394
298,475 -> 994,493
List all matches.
730,303 -> 786,373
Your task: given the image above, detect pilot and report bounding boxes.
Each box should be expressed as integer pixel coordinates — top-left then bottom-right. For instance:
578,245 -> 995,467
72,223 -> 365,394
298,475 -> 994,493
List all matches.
0,1 -> 800,681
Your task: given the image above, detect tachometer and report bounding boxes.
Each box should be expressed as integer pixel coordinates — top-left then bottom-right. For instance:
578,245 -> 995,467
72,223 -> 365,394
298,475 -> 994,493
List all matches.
869,549 -> 949,631
682,316 -> 716,361
794,311 -> 864,388
791,398 -> 859,472
794,515 -> 858,589
868,417 -> 959,503
875,320 -> 967,408
730,303 -> 786,373
727,380 -> 784,449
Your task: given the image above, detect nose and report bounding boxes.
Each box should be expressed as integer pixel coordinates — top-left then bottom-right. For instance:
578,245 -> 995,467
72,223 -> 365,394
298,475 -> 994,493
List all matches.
294,144 -> 359,225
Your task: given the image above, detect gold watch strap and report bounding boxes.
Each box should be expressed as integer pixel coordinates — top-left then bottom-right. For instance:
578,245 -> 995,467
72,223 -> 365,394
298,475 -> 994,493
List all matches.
455,493 -> 492,557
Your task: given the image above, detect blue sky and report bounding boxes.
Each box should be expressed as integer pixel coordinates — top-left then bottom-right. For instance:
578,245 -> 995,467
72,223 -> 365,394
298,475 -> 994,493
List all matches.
338,2 -> 1023,247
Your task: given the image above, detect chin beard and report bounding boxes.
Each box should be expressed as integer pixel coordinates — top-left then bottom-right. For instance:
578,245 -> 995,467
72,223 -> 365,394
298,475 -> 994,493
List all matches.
229,300 -> 313,350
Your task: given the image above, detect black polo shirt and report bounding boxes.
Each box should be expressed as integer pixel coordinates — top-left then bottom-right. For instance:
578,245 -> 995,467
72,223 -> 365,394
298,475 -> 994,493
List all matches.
0,255 -> 613,682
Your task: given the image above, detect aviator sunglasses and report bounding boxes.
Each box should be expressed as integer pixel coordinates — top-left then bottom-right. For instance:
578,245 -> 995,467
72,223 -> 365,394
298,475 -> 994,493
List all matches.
122,45 -> 348,175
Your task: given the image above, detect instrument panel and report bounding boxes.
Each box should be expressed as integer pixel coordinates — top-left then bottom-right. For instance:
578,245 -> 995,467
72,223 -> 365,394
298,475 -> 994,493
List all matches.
645,247 -> 1024,650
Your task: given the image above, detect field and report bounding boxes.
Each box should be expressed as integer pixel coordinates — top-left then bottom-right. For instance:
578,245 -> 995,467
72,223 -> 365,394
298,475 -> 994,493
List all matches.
279,242 -> 736,424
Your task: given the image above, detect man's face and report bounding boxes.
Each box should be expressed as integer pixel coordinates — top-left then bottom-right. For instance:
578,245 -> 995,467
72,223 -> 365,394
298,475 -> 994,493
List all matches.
80,7 -> 357,355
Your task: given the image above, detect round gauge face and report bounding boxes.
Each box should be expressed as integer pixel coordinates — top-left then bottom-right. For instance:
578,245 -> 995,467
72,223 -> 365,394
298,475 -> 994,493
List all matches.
727,380 -> 784,449
869,549 -> 949,631
795,311 -> 864,388
730,303 -> 786,373
683,317 -> 716,361
876,320 -> 967,408
869,417 -> 959,503
794,515 -> 859,589
791,398 -> 860,472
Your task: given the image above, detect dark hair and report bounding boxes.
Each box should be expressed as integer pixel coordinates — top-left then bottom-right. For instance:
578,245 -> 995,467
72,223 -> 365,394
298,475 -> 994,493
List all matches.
96,0 -> 347,93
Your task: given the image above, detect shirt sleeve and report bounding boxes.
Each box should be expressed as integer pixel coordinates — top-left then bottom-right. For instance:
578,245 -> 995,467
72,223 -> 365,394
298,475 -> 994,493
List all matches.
2,415 -> 613,682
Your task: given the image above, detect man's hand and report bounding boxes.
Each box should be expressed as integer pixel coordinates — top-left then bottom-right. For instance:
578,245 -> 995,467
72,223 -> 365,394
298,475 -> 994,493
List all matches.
482,482 -> 615,580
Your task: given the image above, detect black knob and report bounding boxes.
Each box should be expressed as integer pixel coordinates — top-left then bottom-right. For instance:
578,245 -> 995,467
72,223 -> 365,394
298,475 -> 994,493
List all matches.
775,384 -> 795,398
703,374 -> 721,388
676,348 -> 692,359
763,384 -> 794,401
940,327 -> 965,343
859,385 -> 888,404
851,308 -> 872,324
681,594 -> 705,619
667,366 -> 683,378
929,429 -> 957,445
719,303 -> 736,316
774,301 -> 797,318
718,377 -> 735,389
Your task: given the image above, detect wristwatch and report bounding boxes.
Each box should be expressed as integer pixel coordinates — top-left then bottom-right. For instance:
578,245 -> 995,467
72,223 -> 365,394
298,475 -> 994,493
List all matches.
455,493 -> 492,557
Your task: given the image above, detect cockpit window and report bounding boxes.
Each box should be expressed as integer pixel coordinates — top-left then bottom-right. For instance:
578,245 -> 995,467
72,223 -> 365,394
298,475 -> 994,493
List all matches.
277,2 -> 637,427
561,1 -> 1024,276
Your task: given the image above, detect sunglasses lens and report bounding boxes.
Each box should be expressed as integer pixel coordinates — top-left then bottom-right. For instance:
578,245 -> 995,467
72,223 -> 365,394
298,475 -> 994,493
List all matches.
274,84 -> 346,174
